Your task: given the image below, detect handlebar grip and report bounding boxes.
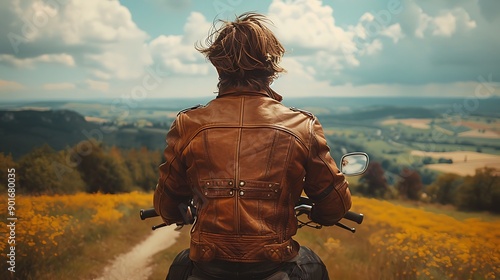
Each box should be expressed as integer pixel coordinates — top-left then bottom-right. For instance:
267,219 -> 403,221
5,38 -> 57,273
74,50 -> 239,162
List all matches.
140,208 -> 159,220
343,211 -> 364,224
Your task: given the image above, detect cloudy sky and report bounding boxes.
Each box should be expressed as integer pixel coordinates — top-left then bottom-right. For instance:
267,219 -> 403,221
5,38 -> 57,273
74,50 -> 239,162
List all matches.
0,0 -> 499,101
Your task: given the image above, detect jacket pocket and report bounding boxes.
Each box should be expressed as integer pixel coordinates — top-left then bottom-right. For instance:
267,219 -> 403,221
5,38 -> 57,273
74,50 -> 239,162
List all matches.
238,181 -> 282,235
197,179 -> 236,233
190,238 -> 216,262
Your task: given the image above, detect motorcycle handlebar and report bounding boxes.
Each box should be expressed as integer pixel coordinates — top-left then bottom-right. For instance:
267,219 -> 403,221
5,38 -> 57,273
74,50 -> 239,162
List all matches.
140,208 -> 159,220
140,205 -> 364,225
344,211 -> 364,224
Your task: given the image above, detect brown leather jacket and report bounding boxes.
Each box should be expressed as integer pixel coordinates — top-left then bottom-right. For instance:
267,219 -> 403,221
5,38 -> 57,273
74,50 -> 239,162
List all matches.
154,88 -> 351,263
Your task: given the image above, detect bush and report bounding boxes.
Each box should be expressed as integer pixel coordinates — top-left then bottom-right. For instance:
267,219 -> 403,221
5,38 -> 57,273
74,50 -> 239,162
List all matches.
426,173 -> 463,205
455,167 -> 500,213
357,162 -> 388,198
422,157 -> 435,165
437,158 -> 453,164
77,141 -> 133,194
17,145 -> 86,195
396,169 -> 423,200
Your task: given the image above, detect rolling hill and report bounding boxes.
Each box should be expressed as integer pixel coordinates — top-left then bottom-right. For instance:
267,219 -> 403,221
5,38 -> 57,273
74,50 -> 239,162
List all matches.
0,110 -> 169,158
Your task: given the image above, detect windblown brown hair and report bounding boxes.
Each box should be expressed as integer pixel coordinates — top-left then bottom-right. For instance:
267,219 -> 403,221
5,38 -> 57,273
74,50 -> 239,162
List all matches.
196,12 -> 285,91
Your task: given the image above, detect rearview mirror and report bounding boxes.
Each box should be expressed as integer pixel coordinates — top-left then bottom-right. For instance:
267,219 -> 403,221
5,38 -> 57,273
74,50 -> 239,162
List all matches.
339,152 -> 369,176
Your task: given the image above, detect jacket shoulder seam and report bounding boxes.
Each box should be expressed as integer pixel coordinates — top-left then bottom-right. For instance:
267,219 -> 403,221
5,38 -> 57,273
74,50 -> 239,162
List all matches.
177,104 -> 204,116
289,107 -> 315,119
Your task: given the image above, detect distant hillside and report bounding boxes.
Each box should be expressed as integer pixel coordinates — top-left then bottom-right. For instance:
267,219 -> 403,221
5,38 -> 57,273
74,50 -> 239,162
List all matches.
0,110 -> 169,158
0,110 -> 100,158
284,96 -> 500,117
341,106 -> 440,121
316,106 -> 440,129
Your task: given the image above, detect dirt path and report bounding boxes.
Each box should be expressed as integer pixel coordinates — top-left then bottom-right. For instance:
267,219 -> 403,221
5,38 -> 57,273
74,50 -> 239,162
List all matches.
95,225 -> 180,280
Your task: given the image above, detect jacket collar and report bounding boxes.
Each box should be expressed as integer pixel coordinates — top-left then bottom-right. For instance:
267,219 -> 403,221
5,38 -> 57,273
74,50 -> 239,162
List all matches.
217,86 -> 283,102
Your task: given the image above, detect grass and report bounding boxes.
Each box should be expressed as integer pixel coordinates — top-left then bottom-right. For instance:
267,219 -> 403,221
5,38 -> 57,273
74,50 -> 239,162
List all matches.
387,199 -> 500,222
0,192 -> 155,280
10,192 -> 497,279
48,214 -> 158,280
145,196 -> 500,280
294,213 -> 388,279
148,227 -> 191,280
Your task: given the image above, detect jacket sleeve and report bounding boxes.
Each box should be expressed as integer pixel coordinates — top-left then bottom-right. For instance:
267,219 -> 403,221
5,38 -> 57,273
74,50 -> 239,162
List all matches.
304,118 -> 352,226
154,117 -> 192,225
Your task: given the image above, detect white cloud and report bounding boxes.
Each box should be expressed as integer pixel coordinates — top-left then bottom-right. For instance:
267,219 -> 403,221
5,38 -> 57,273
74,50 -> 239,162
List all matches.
415,7 -> 476,38
413,6 -> 430,39
265,0 -> 498,88
90,70 -> 112,81
85,42 -> 152,80
0,53 -> 75,68
182,12 -> 210,44
432,12 -> 457,37
268,0 -> 353,51
279,57 -> 316,81
359,39 -> 383,56
380,23 -> 404,43
452,8 -> 477,30
146,0 -> 191,10
149,12 -> 211,76
350,12 -> 404,46
25,0 -> 148,45
267,0 -> 406,84
86,79 -> 109,92
0,80 -> 25,91
0,0 -> 497,99
42,82 -> 76,90
268,0 -> 359,80
4,0 -> 152,80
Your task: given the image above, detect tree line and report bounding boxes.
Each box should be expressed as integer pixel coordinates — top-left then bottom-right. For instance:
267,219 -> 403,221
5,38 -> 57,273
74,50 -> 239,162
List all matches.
354,161 -> 500,213
0,141 -> 163,195
2,140 -> 498,214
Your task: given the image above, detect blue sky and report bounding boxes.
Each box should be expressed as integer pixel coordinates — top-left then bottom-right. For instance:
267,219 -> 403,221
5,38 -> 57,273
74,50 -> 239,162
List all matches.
0,0 -> 499,100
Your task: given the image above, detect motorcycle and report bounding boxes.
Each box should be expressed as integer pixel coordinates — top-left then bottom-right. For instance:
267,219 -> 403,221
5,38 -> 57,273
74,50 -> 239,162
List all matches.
140,152 -> 369,279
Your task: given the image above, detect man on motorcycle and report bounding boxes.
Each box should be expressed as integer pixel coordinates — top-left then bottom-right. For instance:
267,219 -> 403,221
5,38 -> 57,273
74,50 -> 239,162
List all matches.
154,12 -> 351,280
